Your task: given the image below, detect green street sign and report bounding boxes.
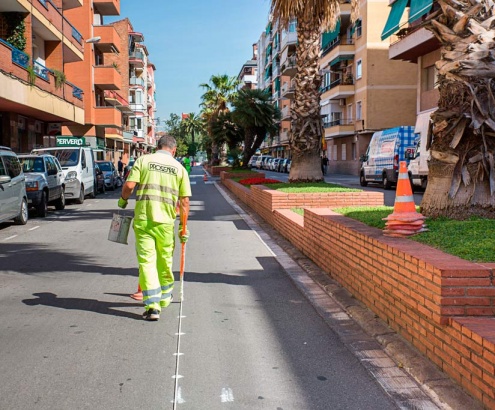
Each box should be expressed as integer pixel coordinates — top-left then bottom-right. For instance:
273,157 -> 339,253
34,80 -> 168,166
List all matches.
56,136 -> 86,147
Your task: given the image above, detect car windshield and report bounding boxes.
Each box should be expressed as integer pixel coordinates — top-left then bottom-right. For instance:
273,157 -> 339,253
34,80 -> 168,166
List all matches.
97,162 -> 112,171
33,149 -> 79,167
20,157 -> 44,173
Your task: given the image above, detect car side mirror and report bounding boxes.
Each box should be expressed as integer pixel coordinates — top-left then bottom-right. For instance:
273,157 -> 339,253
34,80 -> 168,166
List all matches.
0,175 -> 11,184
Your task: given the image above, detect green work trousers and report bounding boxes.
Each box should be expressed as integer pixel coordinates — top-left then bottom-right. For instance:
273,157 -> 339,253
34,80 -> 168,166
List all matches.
134,219 -> 175,311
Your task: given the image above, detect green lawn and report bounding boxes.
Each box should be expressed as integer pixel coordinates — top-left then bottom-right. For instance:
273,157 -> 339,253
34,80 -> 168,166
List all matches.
293,206 -> 495,262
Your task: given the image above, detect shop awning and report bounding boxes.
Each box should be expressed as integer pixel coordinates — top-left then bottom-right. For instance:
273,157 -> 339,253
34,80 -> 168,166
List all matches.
381,0 -> 409,40
321,20 -> 341,50
408,0 -> 433,23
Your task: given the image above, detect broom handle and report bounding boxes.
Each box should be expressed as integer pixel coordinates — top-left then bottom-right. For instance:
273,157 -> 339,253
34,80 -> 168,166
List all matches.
179,201 -> 188,301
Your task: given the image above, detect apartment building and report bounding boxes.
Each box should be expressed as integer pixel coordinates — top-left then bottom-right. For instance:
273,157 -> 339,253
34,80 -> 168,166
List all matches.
319,0 -> 417,174
62,0 -> 122,160
237,44 -> 258,90
257,19 -> 293,159
106,18 -> 157,165
384,0 -> 440,143
0,0 -> 85,152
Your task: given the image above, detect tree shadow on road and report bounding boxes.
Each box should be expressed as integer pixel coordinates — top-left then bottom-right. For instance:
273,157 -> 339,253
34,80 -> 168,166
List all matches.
22,292 -> 143,320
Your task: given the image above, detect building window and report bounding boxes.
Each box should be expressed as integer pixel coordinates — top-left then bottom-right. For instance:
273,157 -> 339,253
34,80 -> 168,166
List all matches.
356,60 -> 362,79
356,101 -> 362,120
347,104 -> 353,121
423,65 -> 437,91
137,118 -> 142,130
356,20 -> 362,37
288,20 -> 297,33
333,145 -> 337,160
328,146 -> 332,161
352,143 -> 357,160
130,118 -> 136,128
341,144 -> 347,161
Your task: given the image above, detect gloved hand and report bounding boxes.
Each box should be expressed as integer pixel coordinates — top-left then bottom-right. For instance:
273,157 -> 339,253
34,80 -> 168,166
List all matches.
118,197 -> 128,209
178,224 -> 190,243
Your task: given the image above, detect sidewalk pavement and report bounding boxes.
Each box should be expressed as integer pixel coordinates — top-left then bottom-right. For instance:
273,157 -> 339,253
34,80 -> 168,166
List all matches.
211,172 -> 480,410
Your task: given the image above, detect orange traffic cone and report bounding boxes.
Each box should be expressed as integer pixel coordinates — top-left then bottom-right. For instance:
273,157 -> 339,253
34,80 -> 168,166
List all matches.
383,161 -> 427,237
203,173 -> 208,182
130,284 -> 143,301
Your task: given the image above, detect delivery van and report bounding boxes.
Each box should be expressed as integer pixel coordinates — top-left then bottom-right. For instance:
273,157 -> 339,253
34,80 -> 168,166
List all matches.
359,126 -> 415,189
32,144 -> 96,204
407,110 -> 433,191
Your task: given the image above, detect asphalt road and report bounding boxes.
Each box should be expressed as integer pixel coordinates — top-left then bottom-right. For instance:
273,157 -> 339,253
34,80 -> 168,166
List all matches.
0,167 -> 403,409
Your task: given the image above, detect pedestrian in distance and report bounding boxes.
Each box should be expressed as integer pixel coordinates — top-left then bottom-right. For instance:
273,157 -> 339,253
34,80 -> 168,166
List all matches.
182,156 -> 191,175
118,135 -> 191,321
118,157 -> 124,177
322,155 -> 329,175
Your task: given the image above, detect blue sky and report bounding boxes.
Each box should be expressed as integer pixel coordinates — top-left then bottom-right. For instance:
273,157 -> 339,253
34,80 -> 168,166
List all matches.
108,0 -> 271,127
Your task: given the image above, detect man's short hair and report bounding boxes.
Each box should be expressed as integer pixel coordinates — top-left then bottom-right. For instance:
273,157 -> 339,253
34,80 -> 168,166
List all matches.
157,135 -> 177,150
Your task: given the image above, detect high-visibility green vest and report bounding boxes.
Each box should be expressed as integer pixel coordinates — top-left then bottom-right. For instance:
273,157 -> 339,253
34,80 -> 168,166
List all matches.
127,151 -> 191,224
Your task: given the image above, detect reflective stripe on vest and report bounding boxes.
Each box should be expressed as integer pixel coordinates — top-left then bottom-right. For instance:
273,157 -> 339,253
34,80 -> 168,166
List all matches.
135,194 -> 175,206
138,183 -> 179,197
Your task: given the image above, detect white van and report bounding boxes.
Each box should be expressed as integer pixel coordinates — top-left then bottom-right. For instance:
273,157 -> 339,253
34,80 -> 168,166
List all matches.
407,110 -> 433,191
32,145 -> 95,204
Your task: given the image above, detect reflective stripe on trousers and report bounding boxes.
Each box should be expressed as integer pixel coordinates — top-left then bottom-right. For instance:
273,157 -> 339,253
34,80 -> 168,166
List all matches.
134,219 -> 175,311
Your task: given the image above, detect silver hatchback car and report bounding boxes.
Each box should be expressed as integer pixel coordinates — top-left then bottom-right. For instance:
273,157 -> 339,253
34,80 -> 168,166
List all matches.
0,146 -> 28,225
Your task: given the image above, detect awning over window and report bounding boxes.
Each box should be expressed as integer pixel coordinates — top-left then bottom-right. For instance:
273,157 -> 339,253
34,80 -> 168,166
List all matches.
408,0 -> 433,23
381,0 -> 409,40
321,20 -> 341,50
329,55 -> 354,67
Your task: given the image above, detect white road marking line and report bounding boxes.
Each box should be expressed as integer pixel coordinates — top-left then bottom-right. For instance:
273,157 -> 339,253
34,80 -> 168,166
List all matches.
172,375 -> 183,379
190,181 -> 196,185
28,226 -> 40,231
3,235 -> 17,241
220,387 -> 234,403
170,386 -> 186,404
251,230 -> 276,257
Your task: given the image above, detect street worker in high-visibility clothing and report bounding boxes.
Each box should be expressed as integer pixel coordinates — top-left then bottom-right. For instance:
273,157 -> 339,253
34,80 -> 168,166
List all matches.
182,156 -> 191,175
118,135 -> 191,321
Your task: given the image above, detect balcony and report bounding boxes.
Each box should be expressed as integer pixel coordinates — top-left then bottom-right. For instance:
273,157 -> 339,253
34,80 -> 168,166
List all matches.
389,26 -> 440,63
130,77 -> 145,88
93,0 -> 120,15
280,31 -> 297,52
281,55 -> 296,76
129,50 -> 145,68
323,118 -> 355,137
104,90 -> 132,113
105,127 -> 124,141
0,38 -> 84,123
281,106 -> 291,120
31,0 -> 84,59
130,103 -> 146,114
320,38 -> 355,67
93,25 -> 120,53
94,65 -> 121,90
281,80 -> 295,98
94,106 -> 122,127
147,94 -> 153,107
320,77 -> 354,100
123,129 -> 134,142
62,0 -> 83,10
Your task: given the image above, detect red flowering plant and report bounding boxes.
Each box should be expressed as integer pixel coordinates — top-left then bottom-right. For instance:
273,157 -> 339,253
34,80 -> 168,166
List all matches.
238,177 -> 282,186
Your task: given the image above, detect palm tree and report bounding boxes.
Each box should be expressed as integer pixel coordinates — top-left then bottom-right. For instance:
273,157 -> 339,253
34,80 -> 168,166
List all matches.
200,74 -> 240,165
231,88 -> 281,168
270,1 -> 343,182
211,111 -> 244,167
181,112 -> 204,145
419,1 -> 495,219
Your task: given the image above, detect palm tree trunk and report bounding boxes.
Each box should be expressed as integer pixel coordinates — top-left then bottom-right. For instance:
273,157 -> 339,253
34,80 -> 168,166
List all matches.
289,16 -> 324,182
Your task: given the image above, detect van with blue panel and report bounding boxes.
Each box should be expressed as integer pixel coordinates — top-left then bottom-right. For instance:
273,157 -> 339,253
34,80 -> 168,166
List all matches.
359,126 -> 415,190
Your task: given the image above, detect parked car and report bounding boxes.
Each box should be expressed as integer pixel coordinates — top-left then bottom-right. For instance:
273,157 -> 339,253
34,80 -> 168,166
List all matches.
18,154 -> 65,217
95,160 -> 119,190
286,159 -> 291,173
271,158 -> 282,171
255,155 -> 272,169
278,158 -> 288,172
94,163 -> 106,194
0,146 -> 28,225
124,158 -> 136,180
247,155 -> 259,169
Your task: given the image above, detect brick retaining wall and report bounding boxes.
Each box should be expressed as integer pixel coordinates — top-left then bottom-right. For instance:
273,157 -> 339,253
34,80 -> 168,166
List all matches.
222,178 -> 495,408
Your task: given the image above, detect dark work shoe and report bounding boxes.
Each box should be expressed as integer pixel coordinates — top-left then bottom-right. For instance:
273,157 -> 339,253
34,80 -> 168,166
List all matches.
143,308 -> 160,321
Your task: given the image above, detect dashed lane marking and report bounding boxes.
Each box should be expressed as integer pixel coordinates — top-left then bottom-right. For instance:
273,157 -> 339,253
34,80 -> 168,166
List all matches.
220,387 -> 234,403
28,226 -> 40,231
3,235 -> 17,241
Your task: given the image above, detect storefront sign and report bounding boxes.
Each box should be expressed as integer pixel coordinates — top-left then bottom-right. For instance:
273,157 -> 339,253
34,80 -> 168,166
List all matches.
56,136 -> 86,147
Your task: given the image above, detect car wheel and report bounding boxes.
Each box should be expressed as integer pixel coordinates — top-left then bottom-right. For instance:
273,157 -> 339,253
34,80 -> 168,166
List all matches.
55,188 -> 66,210
75,185 -> 85,204
383,175 -> 392,190
37,191 -> 48,217
359,173 -> 368,187
14,198 -> 28,225
89,183 -> 96,199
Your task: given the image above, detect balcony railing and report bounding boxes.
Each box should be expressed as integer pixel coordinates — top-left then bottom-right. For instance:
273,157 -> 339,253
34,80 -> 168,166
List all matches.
34,61 -> 49,81
322,38 -> 354,57
11,46 -> 29,69
130,77 -> 145,87
323,118 -> 354,128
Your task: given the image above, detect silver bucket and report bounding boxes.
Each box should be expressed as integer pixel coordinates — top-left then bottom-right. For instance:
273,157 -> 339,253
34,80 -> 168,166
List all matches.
108,213 -> 133,245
